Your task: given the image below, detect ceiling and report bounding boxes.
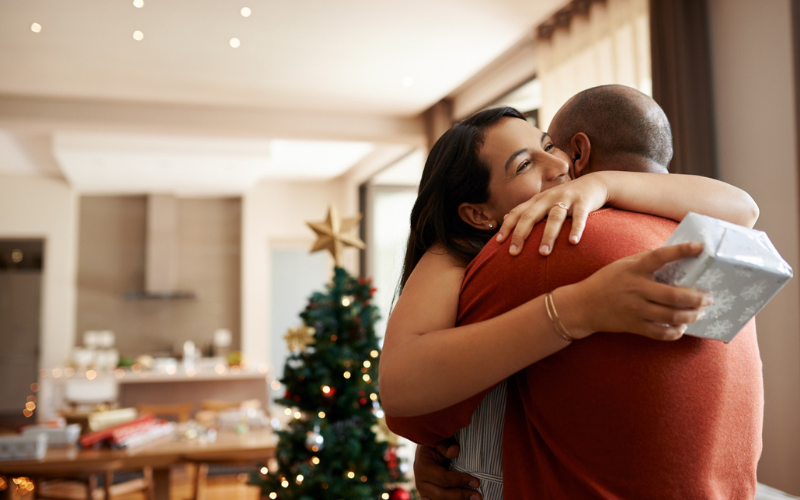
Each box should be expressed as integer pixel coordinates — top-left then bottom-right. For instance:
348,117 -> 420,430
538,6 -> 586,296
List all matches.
0,0 -> 564,193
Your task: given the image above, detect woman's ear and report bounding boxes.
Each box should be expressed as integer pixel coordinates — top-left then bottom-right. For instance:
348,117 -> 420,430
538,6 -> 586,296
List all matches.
570,132 -> 592,177
458,202 -> 496,230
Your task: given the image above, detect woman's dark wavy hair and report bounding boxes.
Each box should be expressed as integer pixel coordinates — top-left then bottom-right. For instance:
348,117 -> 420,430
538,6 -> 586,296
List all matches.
399,106 -> 527,291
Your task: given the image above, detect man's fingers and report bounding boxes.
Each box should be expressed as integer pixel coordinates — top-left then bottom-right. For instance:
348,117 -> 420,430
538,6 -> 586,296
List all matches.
637,242 -> 704,273
416,482 -> 482,500
421,468 -> 480,490
434,441 -> 460,460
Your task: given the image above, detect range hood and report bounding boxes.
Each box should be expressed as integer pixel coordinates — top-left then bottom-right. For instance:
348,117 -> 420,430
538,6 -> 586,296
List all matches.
125,194 -> 196,300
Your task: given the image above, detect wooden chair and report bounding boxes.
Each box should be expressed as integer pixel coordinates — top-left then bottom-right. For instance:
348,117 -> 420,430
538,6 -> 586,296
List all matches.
135,402 -> 194,423
29,460 -> 154,500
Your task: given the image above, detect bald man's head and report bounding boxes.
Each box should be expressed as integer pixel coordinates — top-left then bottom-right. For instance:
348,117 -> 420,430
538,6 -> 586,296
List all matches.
548,85 -> 672,174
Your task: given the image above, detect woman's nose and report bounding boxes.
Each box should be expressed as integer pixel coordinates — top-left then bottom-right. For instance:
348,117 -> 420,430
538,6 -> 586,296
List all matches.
544,156 -> 570,182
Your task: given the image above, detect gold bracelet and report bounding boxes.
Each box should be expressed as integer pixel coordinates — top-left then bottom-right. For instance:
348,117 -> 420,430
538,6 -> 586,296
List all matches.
545,292 -> 574,343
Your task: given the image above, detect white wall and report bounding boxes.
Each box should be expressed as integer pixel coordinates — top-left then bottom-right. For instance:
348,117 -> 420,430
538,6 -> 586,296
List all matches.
241,180 -> 352,371
0,176 -> 78,376
707,0 -> 800,493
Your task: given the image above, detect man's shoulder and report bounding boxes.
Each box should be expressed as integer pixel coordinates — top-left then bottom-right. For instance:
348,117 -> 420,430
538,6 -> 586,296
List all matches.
468,209 -> 676,270
461,209 -> 678,297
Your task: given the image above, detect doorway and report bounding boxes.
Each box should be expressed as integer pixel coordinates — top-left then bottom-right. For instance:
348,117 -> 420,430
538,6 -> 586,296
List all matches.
0,239 -> 43,428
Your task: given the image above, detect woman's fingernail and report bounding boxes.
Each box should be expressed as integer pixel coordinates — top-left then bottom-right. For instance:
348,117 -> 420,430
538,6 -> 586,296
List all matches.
510,244 -> 518,254
702,295 -> 714,306
503,214 -> 508,220
496,233 -> 503,241
689,242 -> 702,251
540,245 -> 549,255
469,480 -> 480,488
679,324 -> 688,333
698,310 -> 706,320
570,235 -> 579,244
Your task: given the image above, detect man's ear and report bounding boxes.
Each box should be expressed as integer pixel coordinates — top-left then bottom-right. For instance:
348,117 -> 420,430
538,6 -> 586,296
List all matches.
458,202 -> 496,230
569,132 -> 592,177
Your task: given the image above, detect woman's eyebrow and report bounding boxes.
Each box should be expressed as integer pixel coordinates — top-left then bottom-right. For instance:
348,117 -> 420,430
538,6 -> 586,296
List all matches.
504,148 -> 529,173
541,132 -> 552,143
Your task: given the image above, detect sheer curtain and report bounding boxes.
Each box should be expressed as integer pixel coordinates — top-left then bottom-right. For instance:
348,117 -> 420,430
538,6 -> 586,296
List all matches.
536,0 -> 651,130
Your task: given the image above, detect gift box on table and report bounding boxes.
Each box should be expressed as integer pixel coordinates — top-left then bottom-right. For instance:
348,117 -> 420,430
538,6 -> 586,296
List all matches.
654,212 -> 793,343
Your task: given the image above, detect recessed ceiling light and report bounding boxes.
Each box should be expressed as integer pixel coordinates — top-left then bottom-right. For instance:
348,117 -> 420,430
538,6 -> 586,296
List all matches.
401,76 -> 414,88
133,30 -> 144,41
229,37 -> 241,48
241,7 -> 251,17
30,23 -> 42,33
133,0 -> 144,8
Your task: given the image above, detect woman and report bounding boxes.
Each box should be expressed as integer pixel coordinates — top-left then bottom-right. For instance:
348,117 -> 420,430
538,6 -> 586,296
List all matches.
378,106 -> 758,419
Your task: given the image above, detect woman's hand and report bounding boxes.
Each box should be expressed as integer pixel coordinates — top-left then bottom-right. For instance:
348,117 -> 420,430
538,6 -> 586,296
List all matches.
495,173 -> 609,256
559,242 -> 713,341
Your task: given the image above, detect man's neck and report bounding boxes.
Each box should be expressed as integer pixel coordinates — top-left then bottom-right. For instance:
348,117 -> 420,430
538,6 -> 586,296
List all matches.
588,153 -> 668,175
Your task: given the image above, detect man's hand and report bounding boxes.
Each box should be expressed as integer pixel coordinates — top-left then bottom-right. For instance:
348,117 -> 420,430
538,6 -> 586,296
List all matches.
414,439 -> 482,500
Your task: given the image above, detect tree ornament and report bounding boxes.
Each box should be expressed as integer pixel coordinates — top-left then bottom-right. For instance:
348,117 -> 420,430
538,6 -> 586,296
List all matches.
284,325 -> 316,352
307,205 -> 365,266
305,425 -> 324,452
388,487 -> 411,500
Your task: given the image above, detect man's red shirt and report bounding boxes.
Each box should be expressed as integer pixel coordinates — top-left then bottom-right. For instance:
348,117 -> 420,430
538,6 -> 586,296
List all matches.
387,209 -> 763,499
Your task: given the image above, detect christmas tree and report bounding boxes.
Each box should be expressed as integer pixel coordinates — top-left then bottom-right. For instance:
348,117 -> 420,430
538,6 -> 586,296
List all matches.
251,207 -> 408,500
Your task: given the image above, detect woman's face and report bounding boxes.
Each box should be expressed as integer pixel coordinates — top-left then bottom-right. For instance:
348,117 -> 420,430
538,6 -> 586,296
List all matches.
479,117 -> 572,220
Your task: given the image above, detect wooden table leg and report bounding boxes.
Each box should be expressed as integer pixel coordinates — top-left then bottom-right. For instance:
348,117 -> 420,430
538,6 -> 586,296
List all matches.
88,474 -> 98,499
151,467 -> 170,500
104,471 -> 113,500
192,464 -> 208,500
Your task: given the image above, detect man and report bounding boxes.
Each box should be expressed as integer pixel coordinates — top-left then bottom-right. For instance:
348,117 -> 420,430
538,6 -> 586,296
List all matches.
388,85 -> 763,499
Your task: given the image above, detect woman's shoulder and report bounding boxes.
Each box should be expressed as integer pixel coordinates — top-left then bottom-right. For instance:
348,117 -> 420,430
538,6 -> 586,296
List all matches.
405,244 -> 466,289
403,245 -> 465,295
419,243 -> 466,270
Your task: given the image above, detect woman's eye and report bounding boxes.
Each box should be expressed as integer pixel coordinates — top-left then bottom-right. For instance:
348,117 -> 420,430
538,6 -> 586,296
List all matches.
516,160 -> 530,173
544,143 -> 554,152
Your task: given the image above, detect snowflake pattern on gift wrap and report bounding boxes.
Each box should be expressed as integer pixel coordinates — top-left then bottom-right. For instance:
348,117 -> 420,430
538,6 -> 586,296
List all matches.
705,289 -> 735,320
738,304 -> 759,324
734,267 -> 756,279
704,319 -> 734,340
741,281 -> 767,302
696,267 -> 725,291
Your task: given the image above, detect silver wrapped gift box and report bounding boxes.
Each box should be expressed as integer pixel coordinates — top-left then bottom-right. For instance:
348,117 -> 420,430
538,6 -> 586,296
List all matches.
654,212 -> 793,343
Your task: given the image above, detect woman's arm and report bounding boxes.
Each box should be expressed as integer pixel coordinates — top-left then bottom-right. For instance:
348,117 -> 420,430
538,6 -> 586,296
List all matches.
602,172 -> 759,227
378,242 -> 711,417
497,173 -> 759,256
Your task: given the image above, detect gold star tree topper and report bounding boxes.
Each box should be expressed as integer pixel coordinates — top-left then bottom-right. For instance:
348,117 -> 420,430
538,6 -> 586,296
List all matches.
307,205 -> 365,267
284,325 -> 316,352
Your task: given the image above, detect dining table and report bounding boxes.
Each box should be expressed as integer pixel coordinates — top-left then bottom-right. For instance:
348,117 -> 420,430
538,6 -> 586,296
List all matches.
0,428 -> 277,500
